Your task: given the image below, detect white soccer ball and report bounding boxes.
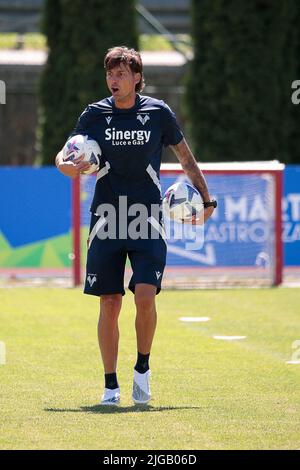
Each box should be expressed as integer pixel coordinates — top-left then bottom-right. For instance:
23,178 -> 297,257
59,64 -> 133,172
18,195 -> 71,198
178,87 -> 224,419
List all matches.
62,134 -> 101,175
162,181 -> 203,222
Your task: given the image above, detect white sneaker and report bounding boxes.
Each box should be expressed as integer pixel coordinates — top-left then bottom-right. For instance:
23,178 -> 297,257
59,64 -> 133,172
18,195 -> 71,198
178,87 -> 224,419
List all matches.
100,387 -> 120,406
132,369 -> 151,404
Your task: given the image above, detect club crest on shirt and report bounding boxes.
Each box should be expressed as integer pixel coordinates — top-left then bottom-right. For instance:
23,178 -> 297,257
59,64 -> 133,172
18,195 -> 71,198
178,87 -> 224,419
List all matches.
137,114 -> 150,126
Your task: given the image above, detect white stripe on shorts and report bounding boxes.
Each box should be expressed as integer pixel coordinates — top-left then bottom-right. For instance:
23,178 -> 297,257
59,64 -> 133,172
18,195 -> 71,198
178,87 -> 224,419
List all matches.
147,216 -> 167,245
96,161 -> 111,181
88,217 -> 106,249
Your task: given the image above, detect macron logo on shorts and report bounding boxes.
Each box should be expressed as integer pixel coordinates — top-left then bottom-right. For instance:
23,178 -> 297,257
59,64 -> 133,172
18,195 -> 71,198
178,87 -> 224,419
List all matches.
155,271 -> 162,280
87,274 -> 97,287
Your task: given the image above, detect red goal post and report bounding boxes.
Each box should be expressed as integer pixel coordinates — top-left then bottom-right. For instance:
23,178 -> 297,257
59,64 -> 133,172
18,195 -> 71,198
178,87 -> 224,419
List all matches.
72,161 -> 284,288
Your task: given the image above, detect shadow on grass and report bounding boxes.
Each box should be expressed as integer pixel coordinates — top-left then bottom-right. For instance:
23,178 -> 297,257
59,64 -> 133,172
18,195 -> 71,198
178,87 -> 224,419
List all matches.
45,404 -> 202,414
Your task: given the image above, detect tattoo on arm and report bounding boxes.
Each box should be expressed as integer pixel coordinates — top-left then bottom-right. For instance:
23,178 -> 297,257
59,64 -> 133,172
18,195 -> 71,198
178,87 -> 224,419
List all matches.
170,138 -> 210,201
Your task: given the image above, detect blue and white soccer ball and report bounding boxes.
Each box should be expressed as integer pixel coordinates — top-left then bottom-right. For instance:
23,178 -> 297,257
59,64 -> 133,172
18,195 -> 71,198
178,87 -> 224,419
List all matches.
162,181 -> 203,222
62,134 -> 101,175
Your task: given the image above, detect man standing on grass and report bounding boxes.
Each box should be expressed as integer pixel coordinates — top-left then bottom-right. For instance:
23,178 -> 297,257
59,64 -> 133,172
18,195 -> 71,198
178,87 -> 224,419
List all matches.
55,46 -> 215,405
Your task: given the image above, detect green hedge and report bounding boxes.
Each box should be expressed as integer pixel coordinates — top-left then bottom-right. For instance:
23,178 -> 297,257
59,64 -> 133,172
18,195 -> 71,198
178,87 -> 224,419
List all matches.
39,0 -> 138,165
186,0 -> 300,163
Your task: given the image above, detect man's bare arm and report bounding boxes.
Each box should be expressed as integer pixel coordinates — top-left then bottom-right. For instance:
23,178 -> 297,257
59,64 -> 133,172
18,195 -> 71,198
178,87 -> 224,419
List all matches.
55,149 -> 91,178
170,138 -> 210,201
170,138 -> 215,223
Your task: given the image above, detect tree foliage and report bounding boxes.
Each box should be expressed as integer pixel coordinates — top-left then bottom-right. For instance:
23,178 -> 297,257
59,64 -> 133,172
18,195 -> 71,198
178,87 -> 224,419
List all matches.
186,0 -> 300,163
40,0 -> 138,164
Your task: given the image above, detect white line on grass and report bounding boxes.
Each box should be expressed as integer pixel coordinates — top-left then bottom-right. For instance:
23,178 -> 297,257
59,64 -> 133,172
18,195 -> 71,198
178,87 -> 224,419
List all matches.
179,317 -> 210,322
213,335 -> 247,341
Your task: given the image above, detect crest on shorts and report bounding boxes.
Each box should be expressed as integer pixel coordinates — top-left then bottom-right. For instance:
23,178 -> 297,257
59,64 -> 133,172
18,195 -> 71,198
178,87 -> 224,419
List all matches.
137,114 -> 150,126
87,274 -> 97,287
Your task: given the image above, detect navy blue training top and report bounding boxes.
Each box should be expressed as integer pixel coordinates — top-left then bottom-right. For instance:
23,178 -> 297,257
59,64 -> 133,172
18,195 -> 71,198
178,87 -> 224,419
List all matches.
70,94 -> 183,212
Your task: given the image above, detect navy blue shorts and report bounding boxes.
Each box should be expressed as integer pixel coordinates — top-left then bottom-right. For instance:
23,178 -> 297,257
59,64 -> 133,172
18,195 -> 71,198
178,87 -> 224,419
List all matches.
84,213 -> 167,297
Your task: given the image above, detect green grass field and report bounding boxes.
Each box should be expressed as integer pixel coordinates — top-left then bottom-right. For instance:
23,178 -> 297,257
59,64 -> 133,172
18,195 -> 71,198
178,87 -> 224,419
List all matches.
0,287 -> 299,450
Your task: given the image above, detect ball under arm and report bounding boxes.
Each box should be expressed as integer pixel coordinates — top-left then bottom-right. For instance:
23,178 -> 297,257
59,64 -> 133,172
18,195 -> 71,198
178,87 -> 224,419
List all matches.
55,150 -> 64,168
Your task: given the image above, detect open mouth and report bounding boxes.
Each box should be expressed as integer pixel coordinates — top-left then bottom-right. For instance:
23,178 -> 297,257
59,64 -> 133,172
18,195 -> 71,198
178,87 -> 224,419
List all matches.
111,87 -> 119,94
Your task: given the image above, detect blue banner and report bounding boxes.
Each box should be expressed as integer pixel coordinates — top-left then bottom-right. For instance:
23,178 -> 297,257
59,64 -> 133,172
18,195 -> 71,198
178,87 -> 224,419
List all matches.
0,166 -> 299,268
283,166 -> 300,266
161,173 -> 274,268
0,167 -> 71,247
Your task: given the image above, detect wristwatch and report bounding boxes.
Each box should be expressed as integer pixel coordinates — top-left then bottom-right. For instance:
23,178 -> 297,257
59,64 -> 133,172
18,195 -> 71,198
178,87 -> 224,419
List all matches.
203,200 -> 217,209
